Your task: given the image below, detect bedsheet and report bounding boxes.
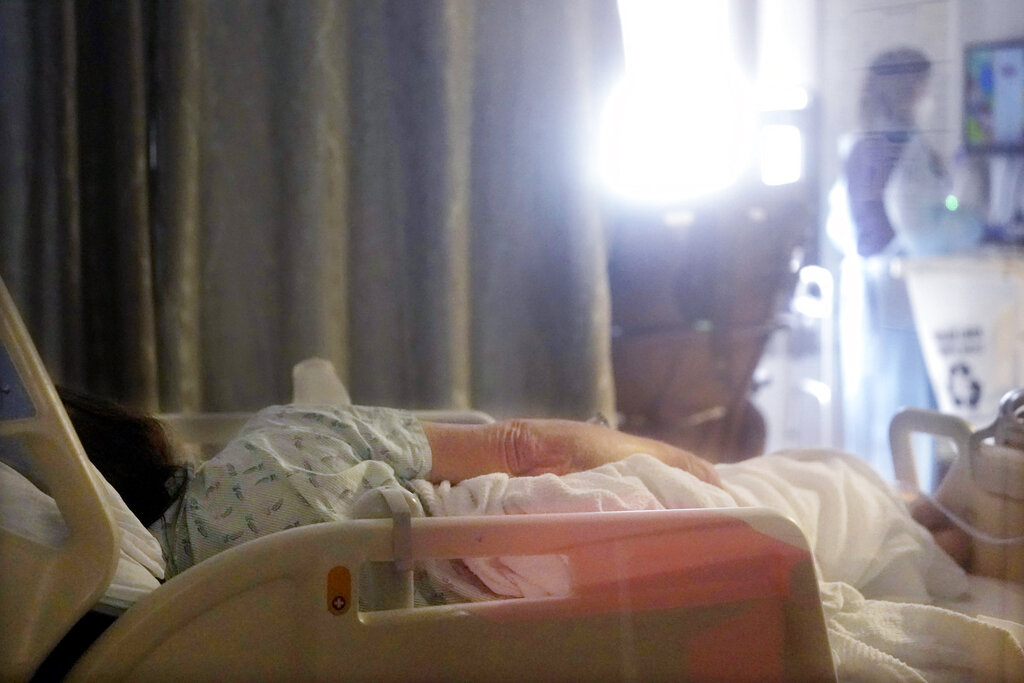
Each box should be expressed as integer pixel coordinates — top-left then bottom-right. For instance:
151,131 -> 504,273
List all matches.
413,449 -> 1024,681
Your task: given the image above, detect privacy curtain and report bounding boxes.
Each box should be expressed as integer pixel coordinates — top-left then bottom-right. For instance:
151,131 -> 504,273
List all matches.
1,0 -> 622,420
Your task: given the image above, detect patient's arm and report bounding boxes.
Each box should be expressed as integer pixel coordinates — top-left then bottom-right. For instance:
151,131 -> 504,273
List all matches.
421,419 -> 722,487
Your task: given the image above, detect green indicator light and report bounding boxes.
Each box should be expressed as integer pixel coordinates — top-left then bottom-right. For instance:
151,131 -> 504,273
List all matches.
945,194 -> 959,211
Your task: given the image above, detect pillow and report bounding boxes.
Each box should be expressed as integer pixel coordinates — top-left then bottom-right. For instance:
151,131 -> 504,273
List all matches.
0,460 -> 67,546
0,459 -> 165,590
84,459 -> 166,581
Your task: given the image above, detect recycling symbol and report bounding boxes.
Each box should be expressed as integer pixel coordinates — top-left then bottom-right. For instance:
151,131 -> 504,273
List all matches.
947,362 -> 981,409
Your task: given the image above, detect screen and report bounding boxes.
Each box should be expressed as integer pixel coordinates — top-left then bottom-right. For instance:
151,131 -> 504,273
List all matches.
0,344 -> 34,422
964,38 -> 1024,153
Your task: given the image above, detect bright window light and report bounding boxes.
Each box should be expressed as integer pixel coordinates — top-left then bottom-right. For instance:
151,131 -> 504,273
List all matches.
757,85 -> 810,112
757,0 -> 815,110
760,124 -> 803,186
598,0 -> 755,203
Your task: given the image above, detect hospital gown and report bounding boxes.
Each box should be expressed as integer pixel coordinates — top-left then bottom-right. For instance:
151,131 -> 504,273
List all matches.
149,405 -> 431,578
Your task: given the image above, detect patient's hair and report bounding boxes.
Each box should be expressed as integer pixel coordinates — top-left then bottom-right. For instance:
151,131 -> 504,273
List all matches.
58,386 -> 180,527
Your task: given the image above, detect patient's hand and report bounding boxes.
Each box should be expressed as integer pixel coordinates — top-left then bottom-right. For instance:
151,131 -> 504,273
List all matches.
908,495 -> 972,569
422,419 -> 721,487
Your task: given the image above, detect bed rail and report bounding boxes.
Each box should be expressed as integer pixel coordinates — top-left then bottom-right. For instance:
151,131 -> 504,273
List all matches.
68,507 -> 835,682
0,278 -> 119,682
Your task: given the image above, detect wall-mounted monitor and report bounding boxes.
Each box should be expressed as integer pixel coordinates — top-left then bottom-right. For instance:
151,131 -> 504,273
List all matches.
964,38 -> 1024,154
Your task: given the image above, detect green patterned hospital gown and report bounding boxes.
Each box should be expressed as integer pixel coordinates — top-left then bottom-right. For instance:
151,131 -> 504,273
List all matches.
149,405 -> 431,578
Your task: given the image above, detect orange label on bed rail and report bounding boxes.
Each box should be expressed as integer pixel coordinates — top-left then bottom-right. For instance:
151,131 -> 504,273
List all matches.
327,566 -> 351,615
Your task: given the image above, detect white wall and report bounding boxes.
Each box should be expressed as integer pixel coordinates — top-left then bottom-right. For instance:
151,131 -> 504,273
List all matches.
959,0 -> 1024,45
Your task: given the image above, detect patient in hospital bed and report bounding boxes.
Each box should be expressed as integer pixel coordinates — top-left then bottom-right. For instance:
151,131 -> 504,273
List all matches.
59,375 -> 1021,680
62,387 -> 719,576
64,379 -> 969,592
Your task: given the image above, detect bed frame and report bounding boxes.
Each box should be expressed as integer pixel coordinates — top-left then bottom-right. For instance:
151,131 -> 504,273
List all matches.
0,279 -> 119,681
0,276 -> 836,681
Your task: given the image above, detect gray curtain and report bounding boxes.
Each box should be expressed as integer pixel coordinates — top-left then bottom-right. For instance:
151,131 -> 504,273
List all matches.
1,0 -> 621,421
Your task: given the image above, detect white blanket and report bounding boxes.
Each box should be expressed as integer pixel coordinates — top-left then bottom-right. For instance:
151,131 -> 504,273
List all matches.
412,449 -> 1024,681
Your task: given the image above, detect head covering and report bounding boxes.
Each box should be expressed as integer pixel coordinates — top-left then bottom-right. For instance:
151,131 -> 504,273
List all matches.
860,47 -> 932,130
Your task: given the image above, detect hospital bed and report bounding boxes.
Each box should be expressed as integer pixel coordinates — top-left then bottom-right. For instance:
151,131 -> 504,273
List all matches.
1,271 -> 1021,682
0,280 -> 839,681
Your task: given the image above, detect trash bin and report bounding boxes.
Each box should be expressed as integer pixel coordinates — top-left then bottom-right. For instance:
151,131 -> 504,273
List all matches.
904,250 -> 1024,427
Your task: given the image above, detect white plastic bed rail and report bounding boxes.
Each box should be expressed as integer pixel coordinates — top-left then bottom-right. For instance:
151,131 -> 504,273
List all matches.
0,278 -> 119,682
67,507 -> 834,682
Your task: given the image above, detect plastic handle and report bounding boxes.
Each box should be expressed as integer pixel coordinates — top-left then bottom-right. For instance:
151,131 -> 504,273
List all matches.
889,408 -> 975,490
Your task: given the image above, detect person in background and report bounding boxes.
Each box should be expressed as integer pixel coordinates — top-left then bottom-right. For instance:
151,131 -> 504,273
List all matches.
827,47 -> 983,478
